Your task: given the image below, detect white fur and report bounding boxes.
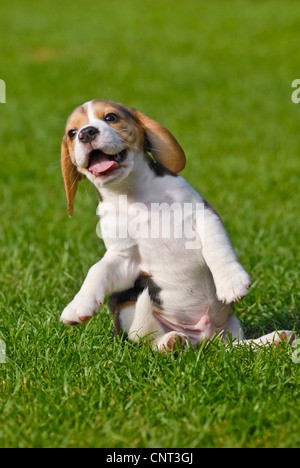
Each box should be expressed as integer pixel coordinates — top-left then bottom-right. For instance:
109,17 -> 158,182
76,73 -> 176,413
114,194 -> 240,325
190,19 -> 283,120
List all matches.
74,122 -> 124,169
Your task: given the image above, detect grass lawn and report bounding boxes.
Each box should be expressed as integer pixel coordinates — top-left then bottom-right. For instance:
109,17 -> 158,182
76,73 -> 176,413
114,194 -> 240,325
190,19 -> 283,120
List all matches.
0,0 -> 300,448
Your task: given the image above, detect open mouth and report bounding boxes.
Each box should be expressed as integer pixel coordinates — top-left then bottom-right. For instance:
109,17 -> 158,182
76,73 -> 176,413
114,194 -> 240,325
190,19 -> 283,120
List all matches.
88,149 -> 127,176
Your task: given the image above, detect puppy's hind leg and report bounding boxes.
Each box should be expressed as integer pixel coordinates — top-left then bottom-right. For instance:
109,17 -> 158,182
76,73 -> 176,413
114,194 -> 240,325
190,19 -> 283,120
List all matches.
237,330 -> 296,346
119,289 -> 189,352
223,316 -> 296,346
120,288 -> 166,345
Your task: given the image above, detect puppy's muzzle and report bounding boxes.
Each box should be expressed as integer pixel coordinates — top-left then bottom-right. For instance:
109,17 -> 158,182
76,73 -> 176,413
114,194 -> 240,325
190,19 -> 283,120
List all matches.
78,126 -> 99,143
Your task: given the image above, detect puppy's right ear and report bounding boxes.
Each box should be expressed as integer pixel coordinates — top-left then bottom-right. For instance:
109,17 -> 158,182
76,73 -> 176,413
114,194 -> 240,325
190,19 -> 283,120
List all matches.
61,136 -> 84,217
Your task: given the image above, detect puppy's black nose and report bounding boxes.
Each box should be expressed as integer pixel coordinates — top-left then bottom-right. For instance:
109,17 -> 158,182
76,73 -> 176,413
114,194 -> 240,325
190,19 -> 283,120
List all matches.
78,126 -> 99,143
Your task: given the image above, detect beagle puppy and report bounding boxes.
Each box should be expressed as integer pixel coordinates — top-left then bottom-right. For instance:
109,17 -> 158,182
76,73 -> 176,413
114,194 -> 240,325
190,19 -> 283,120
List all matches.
60,99 -> 293,350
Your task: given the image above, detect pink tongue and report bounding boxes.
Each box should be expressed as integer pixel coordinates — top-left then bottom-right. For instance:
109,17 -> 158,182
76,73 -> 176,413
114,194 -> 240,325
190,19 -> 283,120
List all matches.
88,154 -> 119,174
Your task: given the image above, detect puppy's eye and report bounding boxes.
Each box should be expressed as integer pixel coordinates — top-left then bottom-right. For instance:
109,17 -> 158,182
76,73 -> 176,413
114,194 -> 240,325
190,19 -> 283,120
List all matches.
68,129 -> 77,139
104,113 -> 118,123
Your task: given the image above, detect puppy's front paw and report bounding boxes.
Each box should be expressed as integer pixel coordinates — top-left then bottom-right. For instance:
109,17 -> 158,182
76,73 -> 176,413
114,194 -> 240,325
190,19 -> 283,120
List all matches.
60,295 -> 101,326
216,263 -> 251,304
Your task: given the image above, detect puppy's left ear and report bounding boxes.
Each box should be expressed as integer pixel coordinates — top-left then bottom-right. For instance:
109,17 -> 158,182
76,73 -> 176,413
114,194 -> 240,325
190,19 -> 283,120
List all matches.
134,111 -> 186,173
61,136 -> 84,217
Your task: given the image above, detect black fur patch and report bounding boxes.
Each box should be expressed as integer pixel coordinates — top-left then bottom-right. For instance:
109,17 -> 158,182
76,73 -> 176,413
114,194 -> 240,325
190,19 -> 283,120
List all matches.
144,153 -> 177,177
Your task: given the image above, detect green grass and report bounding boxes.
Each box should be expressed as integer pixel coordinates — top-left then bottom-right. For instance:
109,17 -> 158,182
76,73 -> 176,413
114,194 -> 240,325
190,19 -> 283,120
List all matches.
0,0 -> 300,448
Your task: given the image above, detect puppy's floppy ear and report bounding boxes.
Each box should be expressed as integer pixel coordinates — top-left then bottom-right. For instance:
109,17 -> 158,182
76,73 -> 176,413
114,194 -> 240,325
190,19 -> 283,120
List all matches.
134,111 -> 186,173
61,136 -> 84,217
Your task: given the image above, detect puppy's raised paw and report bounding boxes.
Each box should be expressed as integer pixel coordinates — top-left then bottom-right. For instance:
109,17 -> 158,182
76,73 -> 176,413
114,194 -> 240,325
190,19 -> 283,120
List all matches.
216,263 -> 251,304
60,295 -> 100,325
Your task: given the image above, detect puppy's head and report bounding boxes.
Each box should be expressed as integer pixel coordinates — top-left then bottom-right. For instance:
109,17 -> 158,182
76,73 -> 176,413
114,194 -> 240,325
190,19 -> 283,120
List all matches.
61,100 -> 186,216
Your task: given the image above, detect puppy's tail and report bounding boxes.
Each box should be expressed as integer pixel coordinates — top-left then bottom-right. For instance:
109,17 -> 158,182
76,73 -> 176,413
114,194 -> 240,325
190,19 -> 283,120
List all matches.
128,288 -> 164,342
